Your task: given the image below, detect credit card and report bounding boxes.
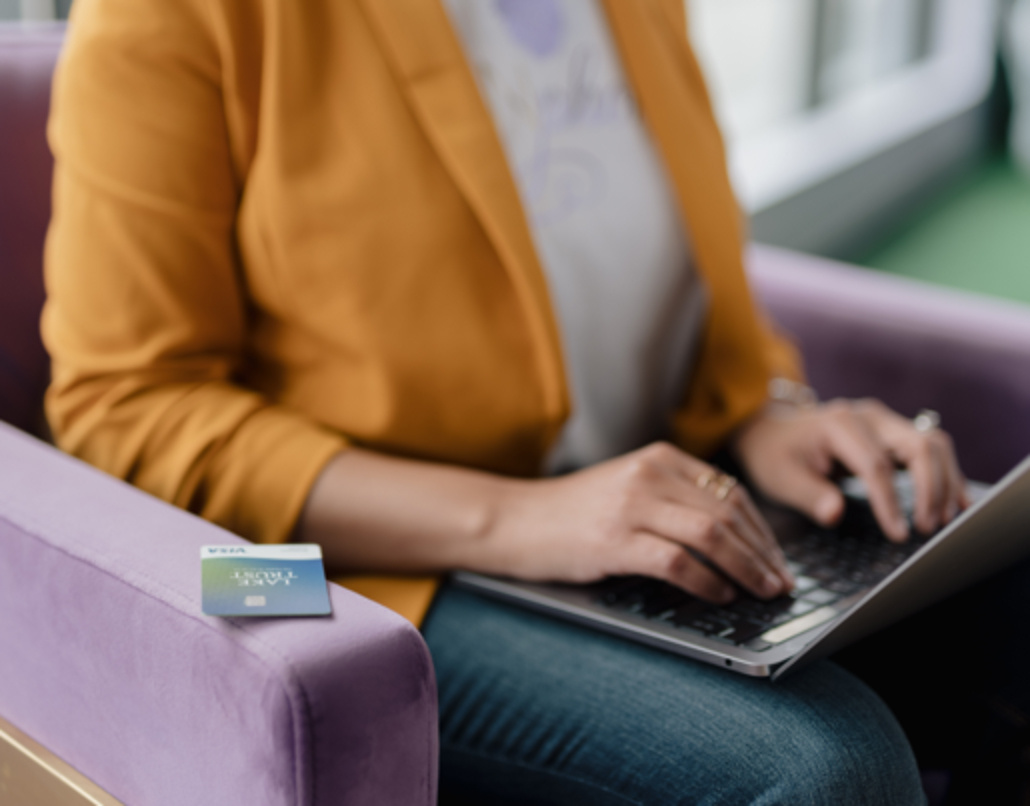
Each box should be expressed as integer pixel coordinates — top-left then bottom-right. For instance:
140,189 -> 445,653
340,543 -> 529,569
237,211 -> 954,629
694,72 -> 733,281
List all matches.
201,544 -> 332,617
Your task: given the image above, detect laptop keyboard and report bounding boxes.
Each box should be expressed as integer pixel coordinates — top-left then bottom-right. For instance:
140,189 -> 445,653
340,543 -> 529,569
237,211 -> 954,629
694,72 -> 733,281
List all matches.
592,502 -> 928,651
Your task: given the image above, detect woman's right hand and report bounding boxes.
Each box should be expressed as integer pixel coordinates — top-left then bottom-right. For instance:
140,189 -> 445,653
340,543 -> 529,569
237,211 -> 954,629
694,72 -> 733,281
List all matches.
475,442 -> 794,603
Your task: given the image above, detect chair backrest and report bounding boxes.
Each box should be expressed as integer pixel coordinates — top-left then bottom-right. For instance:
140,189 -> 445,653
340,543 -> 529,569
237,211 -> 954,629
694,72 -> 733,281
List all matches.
0,23 -> 64,437
751,244 -> 1030,485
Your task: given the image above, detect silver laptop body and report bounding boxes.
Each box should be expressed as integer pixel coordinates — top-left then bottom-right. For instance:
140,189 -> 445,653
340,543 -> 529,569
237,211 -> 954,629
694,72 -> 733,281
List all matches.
452,454 -> 1030,680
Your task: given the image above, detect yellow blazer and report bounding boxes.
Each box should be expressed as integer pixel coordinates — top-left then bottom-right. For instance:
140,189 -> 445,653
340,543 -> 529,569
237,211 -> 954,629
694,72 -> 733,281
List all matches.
44,0 -> 802,624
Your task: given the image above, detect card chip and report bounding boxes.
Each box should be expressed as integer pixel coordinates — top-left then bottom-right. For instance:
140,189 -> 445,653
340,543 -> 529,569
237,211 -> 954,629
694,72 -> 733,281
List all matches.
244,596 -> 267,608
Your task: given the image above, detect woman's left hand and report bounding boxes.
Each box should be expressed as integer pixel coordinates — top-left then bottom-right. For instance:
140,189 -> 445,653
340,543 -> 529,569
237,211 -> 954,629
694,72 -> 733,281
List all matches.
732,398 -> 970,541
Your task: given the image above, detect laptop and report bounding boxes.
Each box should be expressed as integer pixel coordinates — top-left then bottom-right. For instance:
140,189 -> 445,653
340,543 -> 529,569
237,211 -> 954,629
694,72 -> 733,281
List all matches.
452,455 -> 1030,680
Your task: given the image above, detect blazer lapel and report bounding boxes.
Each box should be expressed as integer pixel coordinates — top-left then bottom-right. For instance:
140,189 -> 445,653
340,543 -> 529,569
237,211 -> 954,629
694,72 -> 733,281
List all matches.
601,0 -> 771,439
357,0 -> 569,427
600,0 -> 760,328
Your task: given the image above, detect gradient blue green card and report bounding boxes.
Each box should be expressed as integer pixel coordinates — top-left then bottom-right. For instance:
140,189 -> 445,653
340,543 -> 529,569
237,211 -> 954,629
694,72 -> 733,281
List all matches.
201,544 -> 332,617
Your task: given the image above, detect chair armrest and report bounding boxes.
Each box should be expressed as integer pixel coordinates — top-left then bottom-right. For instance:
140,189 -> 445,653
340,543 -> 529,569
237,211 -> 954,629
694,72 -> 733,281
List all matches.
749,244 -> 1030,484
0,422 -> 438,806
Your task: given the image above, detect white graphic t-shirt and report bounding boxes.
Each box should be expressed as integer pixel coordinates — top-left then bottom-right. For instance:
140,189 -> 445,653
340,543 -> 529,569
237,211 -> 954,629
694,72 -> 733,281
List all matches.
442,0 -> 708,471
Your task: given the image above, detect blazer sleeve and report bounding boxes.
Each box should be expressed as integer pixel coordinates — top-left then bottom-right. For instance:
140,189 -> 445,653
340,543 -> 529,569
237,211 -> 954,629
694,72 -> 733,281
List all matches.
43,0 -> 347,544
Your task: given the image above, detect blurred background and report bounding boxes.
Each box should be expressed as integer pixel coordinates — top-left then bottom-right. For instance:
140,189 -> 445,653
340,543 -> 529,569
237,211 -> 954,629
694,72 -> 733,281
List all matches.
687,0 -> 1030,305
3,0 -> 1027,303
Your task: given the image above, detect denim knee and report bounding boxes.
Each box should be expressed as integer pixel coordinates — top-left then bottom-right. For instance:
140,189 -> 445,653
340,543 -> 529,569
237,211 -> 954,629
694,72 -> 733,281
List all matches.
427,587 -> 926,806
706,665 -> 926,806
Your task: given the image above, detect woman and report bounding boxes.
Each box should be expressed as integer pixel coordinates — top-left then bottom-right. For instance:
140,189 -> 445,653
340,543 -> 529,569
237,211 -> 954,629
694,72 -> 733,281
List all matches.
44,0 -> 982,802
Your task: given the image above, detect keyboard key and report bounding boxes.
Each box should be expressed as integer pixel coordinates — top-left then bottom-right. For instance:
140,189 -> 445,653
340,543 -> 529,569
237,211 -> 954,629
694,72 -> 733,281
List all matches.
793,576 -> 819,593
595,579 -> 643,609
803,588 -> 840,605
639,585 -> 689,617
825,578 -> 863,595
721,620 -> 768,645
808,567 -> 838,584
666,601 -> 714,628
727,597 -> 792,624
673,614 -> 728,636
787,599 -> 817,617
604,592 -> 645,613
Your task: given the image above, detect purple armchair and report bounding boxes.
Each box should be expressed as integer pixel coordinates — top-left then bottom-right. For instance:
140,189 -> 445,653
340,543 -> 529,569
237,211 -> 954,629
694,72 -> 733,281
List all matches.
4,20 -> 1030,806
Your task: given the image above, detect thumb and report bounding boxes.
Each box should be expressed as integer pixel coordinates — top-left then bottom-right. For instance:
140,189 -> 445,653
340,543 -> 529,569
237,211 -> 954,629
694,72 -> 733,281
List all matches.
767,461 -> 844,527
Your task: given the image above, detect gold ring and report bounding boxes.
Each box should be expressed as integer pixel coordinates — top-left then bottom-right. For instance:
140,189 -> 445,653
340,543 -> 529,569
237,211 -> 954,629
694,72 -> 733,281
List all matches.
714,475 -> 738,501
695,470 -> 717,491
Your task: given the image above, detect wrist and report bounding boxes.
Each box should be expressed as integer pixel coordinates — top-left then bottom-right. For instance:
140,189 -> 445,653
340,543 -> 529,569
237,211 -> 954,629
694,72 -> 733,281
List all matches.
730,381 -> 816,465
768,377 -> 818,409
457,474 -> 538,576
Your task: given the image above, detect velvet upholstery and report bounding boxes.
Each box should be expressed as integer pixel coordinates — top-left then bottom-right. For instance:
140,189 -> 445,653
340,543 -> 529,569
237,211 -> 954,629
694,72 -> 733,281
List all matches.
0,422 -> 438,806
750,244 -> 1030,484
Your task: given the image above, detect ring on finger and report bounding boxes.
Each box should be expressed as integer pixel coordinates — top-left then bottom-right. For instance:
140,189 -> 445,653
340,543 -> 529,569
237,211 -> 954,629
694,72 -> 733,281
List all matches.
696,469 -> 738,501
695,469 -> 718,491
913,408 -> 941,433
714,475 -> 738,501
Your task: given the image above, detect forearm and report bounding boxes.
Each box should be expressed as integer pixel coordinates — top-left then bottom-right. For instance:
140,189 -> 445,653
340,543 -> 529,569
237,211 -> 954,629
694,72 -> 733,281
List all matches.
297,443 -> 794,603
297,447 -> 517,575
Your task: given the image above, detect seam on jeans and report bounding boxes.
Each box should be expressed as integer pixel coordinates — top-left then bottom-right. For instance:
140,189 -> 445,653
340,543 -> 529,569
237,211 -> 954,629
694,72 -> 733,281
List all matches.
441,742 -> 646,806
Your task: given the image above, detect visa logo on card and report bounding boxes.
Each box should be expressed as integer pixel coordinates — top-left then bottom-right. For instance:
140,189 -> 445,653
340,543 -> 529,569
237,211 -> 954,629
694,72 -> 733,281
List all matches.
201,544 -> 332,617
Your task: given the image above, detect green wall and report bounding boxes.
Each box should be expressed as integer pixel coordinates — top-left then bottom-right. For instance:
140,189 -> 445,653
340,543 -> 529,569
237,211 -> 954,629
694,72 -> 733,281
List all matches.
861,156 -> 1030,304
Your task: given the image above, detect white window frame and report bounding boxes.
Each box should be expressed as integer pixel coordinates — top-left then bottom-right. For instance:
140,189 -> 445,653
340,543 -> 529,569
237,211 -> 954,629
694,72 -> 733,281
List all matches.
691,0 -> 1000,213
19,0 -> 55,21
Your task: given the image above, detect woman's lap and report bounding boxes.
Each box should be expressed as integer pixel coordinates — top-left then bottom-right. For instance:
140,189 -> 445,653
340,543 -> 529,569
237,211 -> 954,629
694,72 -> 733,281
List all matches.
422,585 -> 926,806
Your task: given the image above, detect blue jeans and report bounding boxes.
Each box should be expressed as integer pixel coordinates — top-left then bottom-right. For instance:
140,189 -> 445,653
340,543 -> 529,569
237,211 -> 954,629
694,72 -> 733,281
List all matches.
423,585 -> 927,805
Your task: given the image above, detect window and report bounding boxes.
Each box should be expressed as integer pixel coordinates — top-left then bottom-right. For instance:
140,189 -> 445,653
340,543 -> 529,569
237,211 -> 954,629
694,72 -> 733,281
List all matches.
688,0 -> 999,212
2,0 -> 998,216
0,0 -> 70,21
